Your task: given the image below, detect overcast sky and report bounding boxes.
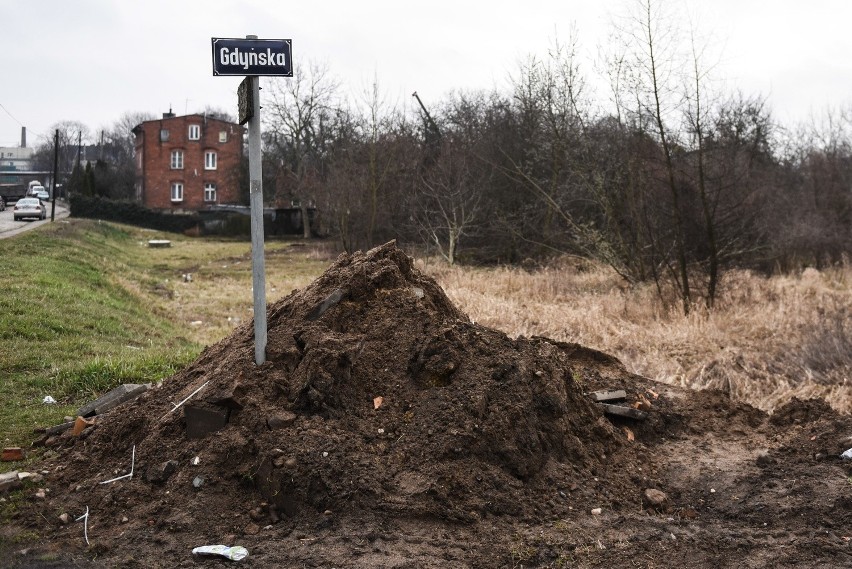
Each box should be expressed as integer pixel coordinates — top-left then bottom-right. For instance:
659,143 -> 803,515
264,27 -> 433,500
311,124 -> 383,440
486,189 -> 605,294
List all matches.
2,0 -> 851,148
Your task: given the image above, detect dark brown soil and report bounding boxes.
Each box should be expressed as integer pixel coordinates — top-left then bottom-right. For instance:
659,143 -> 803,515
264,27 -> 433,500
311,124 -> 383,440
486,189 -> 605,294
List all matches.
3,242 -> 851,568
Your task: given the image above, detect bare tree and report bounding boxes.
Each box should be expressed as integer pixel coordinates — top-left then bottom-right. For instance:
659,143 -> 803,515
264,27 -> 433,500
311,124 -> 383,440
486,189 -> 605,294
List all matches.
265,61 -> 340,238
414,144 -> 485,265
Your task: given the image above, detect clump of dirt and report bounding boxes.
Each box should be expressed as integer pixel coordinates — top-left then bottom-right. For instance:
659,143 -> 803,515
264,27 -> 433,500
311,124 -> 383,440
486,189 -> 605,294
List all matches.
5,242 -> 852,568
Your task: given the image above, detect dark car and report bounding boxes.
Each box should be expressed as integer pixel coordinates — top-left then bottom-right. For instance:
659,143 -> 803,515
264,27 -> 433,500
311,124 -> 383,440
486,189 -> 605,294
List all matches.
0,196 -> 5,211
13,197 -> 46,221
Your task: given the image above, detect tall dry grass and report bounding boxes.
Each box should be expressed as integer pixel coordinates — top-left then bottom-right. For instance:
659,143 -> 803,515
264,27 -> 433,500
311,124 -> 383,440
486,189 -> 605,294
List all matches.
423,258 -> 852,413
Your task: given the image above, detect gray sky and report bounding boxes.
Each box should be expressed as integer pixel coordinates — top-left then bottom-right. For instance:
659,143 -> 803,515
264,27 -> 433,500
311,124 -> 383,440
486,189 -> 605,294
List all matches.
2,0 -> 851,147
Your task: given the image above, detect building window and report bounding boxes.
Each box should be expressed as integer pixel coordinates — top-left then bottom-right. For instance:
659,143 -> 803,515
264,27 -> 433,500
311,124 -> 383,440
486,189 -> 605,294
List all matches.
171,182 -> 184,202
188,125 -> 200,140
204,182 -> 217,202
204,150 -> 217,170
160,129 -> 169,141
170,150 -> 183,169
218,130 -> 228,143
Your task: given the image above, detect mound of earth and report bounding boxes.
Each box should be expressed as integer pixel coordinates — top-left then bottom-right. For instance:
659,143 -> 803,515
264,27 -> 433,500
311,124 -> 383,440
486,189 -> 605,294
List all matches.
4,242 -> 852,568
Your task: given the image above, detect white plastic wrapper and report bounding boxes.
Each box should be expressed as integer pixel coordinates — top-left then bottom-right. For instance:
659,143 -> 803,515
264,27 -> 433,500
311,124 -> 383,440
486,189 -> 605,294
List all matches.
43,395 -> 56,404
192,545 -> 249,561
841,448 -> 852,460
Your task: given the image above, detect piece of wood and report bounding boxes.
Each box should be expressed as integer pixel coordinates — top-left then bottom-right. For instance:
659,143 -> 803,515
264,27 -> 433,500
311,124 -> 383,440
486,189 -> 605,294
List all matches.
587,389 -> 627,402
598,403 -> 648,420
78,383 -> 150,417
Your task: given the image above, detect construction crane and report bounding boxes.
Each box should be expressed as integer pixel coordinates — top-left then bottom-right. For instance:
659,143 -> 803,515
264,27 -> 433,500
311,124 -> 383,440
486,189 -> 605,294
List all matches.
412,91 -> 442,167
411,91 -> 442,141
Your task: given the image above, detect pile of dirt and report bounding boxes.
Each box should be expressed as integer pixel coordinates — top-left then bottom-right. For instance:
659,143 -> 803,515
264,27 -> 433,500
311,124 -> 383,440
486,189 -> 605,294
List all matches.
5,242 -> 852,568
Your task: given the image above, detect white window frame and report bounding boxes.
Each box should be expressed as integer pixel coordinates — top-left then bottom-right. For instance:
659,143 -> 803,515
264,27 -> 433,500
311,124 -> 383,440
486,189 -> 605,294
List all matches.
170,149 -> 184,169
204,150 -> 217,170
188,124 -> 201,140
218,130 -> 228,143
170,182 -> 184,202
204,182 -> 217,202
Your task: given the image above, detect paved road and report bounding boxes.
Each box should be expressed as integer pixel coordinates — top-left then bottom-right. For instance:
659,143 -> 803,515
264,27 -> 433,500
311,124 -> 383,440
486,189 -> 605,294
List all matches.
0,199 -> 70,239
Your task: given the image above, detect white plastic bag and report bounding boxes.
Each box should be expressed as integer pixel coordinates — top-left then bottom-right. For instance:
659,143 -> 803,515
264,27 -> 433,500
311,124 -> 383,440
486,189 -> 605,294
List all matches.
192,545 -> 248,561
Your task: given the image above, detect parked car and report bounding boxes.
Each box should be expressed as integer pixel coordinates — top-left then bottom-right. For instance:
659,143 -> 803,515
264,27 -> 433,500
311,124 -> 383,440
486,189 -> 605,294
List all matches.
0,196 -> 5,211
27,185 -> 47,197
13,197 -> 46,221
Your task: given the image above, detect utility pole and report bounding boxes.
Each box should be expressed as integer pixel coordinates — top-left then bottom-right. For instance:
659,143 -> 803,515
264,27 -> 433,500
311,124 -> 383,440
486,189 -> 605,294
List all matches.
212,34 -> 291,365
50,129 -> 58,221
246,36 -> 267,365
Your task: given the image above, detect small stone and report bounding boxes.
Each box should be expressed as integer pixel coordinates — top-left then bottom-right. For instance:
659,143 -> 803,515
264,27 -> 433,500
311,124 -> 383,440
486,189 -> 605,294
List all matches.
756,450 -> 775,467
322,452 -> 329,458
266,411 -> 297,430
191,456 -> 200,466
192,476 -> 204,488
590,508 -> 602,515
249,507 -> 265,521
58,513 -> 71,525
643,488 -> 669,511
272,456 -> 287,468
323,509 -> 333,516
121,516 -> 129,523
146,460 -> 179,484
244,523 -> 261,535
17,472 -> 43,483
34,489 -> 47,500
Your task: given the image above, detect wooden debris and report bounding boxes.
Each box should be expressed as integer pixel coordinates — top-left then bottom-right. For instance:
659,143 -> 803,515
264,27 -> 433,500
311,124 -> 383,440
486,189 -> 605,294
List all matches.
78,383 -> 150,418
587,389 -> 627,402
598,403 -> 648,420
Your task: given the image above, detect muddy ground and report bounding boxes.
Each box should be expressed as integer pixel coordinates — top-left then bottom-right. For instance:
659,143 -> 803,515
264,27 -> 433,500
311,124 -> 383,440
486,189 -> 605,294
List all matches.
3,242 -> 851,568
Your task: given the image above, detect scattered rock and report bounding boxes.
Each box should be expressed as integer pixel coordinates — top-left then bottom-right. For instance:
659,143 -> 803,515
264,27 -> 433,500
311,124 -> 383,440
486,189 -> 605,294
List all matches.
0,472 -> 21,493
146,460 -> 179,484
591,508 -> 602,515
59,513 -> 71,524
244,523 -> 261,535
266,411 -> 297,430
642,488 -> 669,511
756,450 -> 776,467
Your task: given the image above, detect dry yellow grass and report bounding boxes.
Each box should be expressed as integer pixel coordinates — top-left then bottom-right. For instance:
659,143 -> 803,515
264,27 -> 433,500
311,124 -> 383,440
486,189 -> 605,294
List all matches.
424,259 -> 852,414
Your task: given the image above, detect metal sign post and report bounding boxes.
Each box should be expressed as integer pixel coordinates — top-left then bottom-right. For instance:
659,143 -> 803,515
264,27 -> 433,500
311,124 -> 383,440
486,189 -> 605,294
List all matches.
213,35 -> 292,365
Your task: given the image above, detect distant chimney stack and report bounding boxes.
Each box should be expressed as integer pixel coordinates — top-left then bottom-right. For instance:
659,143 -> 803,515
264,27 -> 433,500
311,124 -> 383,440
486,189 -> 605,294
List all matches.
163,105 -> 175,119
20,127 -> 26,148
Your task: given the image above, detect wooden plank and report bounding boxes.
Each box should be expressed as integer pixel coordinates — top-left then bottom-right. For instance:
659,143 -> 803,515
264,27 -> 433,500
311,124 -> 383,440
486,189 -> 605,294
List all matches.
598,403 -> 648,420
587,389 -> 627,402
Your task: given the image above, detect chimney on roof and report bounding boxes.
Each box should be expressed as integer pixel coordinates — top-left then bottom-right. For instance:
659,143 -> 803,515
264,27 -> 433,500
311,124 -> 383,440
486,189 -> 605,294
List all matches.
163,105 -> 175,119
20,127 -> 26,148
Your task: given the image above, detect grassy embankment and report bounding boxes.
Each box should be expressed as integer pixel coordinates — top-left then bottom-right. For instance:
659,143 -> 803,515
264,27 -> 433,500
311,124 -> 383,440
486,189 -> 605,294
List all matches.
0,219 -> 334,464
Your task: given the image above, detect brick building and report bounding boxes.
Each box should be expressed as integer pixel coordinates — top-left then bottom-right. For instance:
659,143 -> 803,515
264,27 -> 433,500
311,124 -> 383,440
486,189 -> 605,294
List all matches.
133,112 -> 244,212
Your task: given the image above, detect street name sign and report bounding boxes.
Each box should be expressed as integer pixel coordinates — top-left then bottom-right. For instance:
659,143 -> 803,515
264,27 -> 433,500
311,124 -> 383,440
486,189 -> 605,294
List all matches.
211,38 -> 292,76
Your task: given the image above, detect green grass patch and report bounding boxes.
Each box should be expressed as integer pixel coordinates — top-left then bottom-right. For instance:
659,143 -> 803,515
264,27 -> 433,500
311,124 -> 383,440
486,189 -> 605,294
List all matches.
0,220 -> 201,454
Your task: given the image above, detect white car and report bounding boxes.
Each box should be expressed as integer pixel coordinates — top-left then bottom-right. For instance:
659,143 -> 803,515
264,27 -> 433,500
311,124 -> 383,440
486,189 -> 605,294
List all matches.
35,189 -> 50,201
13,197 -> 46,221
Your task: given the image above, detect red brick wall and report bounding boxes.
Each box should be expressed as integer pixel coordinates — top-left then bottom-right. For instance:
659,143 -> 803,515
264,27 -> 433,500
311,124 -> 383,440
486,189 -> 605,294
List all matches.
134,115 -> 244,211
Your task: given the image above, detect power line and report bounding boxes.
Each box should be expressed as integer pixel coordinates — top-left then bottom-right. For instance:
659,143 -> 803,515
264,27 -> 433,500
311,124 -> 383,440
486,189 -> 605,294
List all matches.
0,102 -> 24,126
